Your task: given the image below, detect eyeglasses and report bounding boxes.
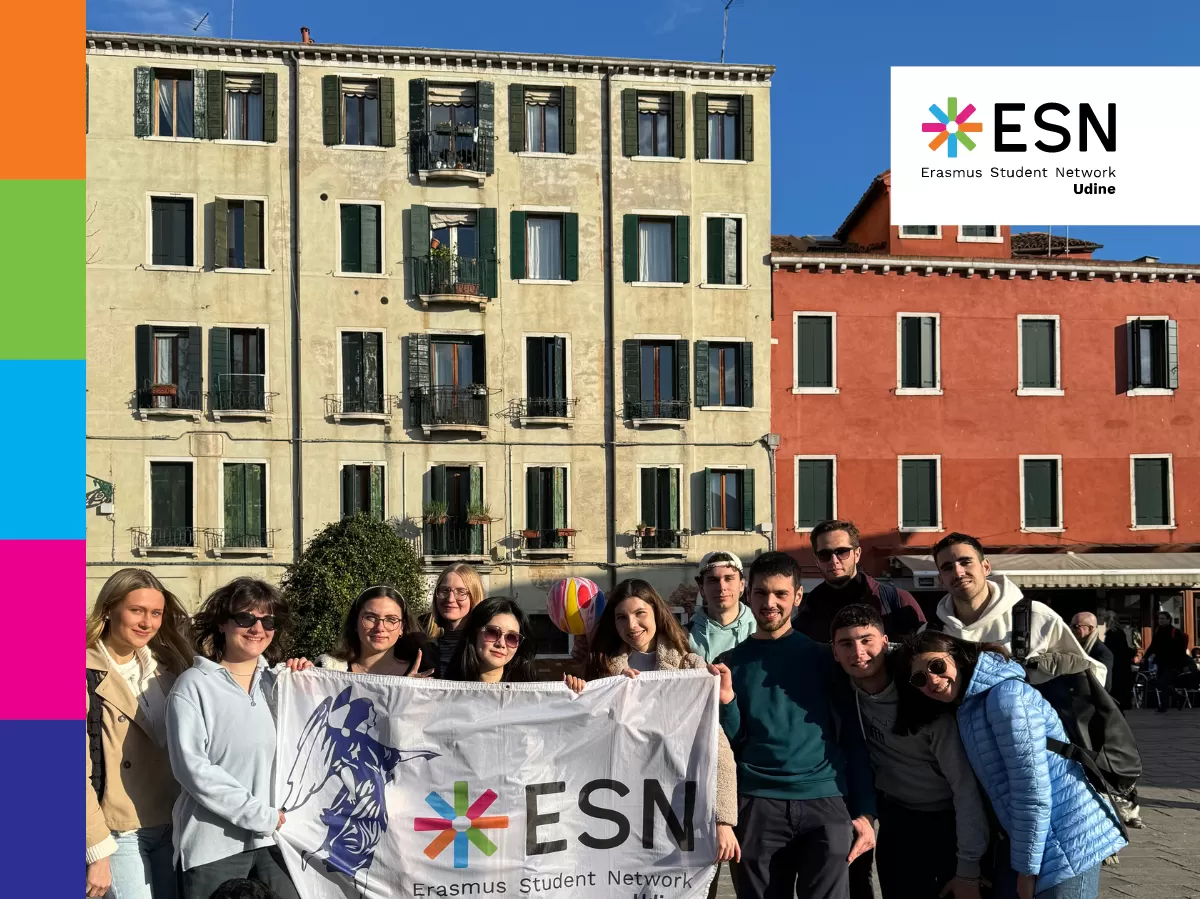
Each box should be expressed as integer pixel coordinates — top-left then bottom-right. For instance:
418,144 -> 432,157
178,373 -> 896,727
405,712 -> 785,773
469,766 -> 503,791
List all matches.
361,613 -> 403,630
815,547 -> 855,563
436,587 -> 472,601
231,613 -> 277,631
909,657 -> 949,689
481,625 -> 524,650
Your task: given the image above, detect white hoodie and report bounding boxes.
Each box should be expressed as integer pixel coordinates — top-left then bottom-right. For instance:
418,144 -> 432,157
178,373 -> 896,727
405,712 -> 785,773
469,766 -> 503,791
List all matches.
935,575 -> 1107,684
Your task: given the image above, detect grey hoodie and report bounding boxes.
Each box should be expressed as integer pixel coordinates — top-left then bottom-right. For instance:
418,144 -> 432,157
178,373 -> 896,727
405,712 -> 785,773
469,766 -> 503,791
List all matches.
852,678 -> 989,879
688,603 -> 757,662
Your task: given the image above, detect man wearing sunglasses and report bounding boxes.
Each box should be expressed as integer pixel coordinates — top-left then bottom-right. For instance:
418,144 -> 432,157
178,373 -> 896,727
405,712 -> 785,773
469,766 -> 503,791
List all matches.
795,520 -> 925,645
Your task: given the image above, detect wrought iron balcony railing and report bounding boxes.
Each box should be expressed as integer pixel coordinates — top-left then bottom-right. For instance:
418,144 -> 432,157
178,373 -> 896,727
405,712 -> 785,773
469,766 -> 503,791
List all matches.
517,397 -> 578,420
409,128 -> 493,176
131,526 -> 198,552
137,382 -> 202,411
323,393 -> 400,419
423,521 -> 490,559
204,528 -> 277,553
211,373 -> 274,414
626,399 -> 690,421
631,528 -> 689,554
413,386 -> 489,430
520,528 -> 576,554
411,254 -> 488,299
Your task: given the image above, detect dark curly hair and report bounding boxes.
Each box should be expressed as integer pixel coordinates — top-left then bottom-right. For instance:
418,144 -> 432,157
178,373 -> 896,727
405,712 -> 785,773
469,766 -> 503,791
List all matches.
445,597 -> 537,683
192,577 -> 290,665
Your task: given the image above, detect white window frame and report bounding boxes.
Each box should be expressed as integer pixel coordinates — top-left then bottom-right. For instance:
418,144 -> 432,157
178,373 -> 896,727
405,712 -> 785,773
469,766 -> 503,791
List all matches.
705,464 -> 752,535
340,460 -> 388,519
897,455 -> 943,533
214,194 -> 270,273
333,75 -> 387,151
631,210 -> 686,288
634,463 -> 686,532
1129,453 -> 1175,531
145,192 -> 201,272
1016,314 -> 1063,396
335,327 -> 389,415
957,225 -> 1003,244
1125,315 -> 1176,396
518,211 -> 569,284
794,454 -> 838,531
212,322 -> 272,415
700,213 -> 749,290
628,89 -> 679,163
146,69 -> 200,143
899,225 -> 942,240
1019,455 -> 1064,533
520,332 -> 574,408
214,69 -> 272,146
792,311 -> 838,395
895,313 -> 943,396
334,199 -> 387,279
521,463 -> 573,531
215,457 -> 272,543
698,337 -> 751,411
144,457 -> 198,547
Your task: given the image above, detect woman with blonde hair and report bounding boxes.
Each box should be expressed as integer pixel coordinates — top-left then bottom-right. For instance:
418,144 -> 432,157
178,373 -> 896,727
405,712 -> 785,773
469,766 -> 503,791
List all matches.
86,568 -> 194,899
422,563 -> 485,677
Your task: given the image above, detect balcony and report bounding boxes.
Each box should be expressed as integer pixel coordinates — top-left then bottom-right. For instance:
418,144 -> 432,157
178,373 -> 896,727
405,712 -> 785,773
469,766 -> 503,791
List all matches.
136,383 -> 202,422
323,393 -> 400,424
413,386 -> 489,437
210,374 -> 276,421
131,526 -> 200,557
626,399 -> 690,428
516,397 -> 578,428
204,527 -> 278,558
519,528 -> 576,558
423,521 -> 491,563
631,528 -> 690,558
411,254 -> 489,309
409,128 -> 493,185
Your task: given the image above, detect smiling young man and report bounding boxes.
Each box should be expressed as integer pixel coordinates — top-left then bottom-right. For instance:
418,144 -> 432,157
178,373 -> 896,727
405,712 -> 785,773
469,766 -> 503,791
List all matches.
795,521 -> 925,644
711,552 -> 876,899
830,605 -> 987,899
688,551 -> 756,663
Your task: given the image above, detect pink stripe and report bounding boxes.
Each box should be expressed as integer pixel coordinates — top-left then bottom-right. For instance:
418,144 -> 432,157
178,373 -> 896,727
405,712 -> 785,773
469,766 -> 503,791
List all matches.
922,122 -> 947,132
2,541 -> 84,719
466,788 -> 498,818
955,104 -> 976,125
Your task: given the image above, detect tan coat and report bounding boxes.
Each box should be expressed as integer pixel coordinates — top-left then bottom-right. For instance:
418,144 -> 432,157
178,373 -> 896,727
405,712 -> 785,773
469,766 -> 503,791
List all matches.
599,645 -> 738,827
85,644 -> 180,851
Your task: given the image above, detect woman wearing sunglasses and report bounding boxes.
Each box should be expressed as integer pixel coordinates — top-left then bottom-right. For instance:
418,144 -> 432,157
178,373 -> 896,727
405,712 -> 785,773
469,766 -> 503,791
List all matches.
166,578 -> 299,899
894,631 -> 1126,899
444,597 -> 537,683
422,563 -> 485,677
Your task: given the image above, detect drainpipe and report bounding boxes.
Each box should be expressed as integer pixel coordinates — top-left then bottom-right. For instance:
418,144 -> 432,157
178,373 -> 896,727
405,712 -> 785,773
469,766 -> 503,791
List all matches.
763,433 -> 779,551
507,444 -> 514,599
600,70 -> 617,594
287,50 -> 305,560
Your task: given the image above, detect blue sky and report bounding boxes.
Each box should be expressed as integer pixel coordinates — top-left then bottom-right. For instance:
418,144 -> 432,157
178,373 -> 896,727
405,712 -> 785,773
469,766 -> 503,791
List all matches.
89,0 -> 1200,262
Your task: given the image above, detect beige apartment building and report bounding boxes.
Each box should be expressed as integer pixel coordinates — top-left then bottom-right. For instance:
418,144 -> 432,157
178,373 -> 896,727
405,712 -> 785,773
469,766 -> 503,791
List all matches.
85,31 -> 774,653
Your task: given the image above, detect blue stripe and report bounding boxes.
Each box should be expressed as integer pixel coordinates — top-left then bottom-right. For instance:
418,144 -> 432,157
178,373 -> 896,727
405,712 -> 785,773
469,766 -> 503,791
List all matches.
454,830 -> 468,868
0,360 -> 84,539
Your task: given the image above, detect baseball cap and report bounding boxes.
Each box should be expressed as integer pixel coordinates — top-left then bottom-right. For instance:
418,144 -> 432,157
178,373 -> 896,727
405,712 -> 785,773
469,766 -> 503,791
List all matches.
698,551 -> 744,578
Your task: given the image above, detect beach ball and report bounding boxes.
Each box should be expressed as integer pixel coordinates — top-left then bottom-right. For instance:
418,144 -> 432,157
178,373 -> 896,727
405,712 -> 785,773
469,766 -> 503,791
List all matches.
547,577 -> 606,635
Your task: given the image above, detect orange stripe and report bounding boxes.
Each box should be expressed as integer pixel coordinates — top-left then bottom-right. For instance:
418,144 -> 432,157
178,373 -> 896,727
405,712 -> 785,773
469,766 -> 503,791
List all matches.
928,131 -> 949,151
471,816 -> 509,829
423,829 -> 456,858
958,122 -> 983,133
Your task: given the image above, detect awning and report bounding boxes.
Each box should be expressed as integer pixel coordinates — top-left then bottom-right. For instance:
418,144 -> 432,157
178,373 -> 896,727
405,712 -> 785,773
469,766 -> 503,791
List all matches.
891,552 -> 1200,590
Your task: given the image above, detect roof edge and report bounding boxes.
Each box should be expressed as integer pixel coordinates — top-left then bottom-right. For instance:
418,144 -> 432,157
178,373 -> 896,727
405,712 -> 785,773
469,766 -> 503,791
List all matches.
770,252 -> 1200,277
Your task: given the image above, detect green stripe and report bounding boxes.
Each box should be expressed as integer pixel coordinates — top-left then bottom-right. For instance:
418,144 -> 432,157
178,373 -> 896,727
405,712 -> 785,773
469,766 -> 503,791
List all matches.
0,180 -> 84,359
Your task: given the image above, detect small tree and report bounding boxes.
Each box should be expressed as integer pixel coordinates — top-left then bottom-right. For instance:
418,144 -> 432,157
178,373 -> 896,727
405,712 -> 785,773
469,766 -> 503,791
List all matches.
281,513 -> 427,659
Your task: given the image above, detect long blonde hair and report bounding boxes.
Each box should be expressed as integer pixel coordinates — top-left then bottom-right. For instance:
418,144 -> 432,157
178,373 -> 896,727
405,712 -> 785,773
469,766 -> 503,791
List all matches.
423,563 -> 485,639
86,568 -> 195,675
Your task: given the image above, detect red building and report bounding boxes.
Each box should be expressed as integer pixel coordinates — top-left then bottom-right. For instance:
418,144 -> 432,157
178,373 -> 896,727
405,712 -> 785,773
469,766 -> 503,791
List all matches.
771,171 -> 1200,649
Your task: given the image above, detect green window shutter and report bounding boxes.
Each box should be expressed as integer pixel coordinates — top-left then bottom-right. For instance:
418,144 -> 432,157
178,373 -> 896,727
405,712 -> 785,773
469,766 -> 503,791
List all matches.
622,340 -> 641,416
1021,319 -> 1056,389
796,459 -> 833,528
341,466 -> 356,518
551,337 -> 566,399
183,326 -> 203,408
209,327 -> 231,401
244,200 -> 263,270
1023,459 -> 1058,528
360,205 -> 380,274
431,464 -> 448,505
370,465 -> 385,520
740,95 -> 754,162
742,468 -> 756,533
152,463 -> 191,533
322,75 -> 342,145
262,72 -> 278,142
706,217 -> 724,284
508,83 -> 526,152
640,469 -> 657,527
409,204 -> 431,258
379,77 -> 396,147
622,214 -> 639,283
674,215 -> 690,283
621,89 -> 638,157
562,212 -> 579,281
408,332 -> 431,393
362,331 -> 382,406
552,467 -> 566,530
177,200 -> 193,266
902,460 -> 937,528
704,467 -> 714,531
214,197 -> 229,270
340,205 -> 361,272
223,463 -> 245,537
509,211 -> 527,280
675,339 -> 690,411
1134,458 -> 1169,526
562,86 -> 577,154
408,77 -> 427,173
1126,320 -> 1138,392
341,332 -> 363,399
477,81 -> 495,174
135,325 -> 153,400
134,67 -> 152,136
526,467 -> 541,529
671,91 -> 686,158
192,70 -> 208,139
207,70 -> 225,139
668,469 -> 680,530
245,463 -> 265,541
478,207 -> 498,298
921,316 -> 938,388
469,465 -> 484,554
1167,319 -> 1179,389
694,340 -> 709,407
901,316 -> 935,388
741,342 -> 754,408
693,92 -> 708,159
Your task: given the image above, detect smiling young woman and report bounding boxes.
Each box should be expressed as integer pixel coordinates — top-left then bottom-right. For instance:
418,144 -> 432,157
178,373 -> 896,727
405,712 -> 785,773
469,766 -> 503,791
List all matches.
444,597 -> 537,683
422,563 -> 485,677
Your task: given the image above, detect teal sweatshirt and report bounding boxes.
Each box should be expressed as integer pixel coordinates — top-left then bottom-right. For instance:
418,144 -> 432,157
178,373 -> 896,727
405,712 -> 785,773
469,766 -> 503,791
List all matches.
718,630 -> 876,818
688,603 -> 757,663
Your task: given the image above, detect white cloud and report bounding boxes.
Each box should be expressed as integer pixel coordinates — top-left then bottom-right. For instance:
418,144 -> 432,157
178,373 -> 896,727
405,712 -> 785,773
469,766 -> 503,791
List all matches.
98,0 -> 214,35
657,0 -> 705,34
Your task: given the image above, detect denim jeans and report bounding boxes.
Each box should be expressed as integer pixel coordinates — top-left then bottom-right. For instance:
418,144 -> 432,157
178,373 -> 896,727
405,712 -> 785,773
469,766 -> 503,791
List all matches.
1036,865 -> 1101,899
106,824 -> 177,899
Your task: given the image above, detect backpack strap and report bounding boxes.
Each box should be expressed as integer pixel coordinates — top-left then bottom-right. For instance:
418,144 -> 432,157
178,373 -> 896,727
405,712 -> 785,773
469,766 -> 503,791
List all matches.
1011,597 -> 1033,662
1046,737 -> 1129,841
876,581 -> 902,616
86,668 -> 107,801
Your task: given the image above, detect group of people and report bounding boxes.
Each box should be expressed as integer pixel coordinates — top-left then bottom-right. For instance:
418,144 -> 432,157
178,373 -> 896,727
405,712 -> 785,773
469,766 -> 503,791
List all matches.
87,520 -> 1141,899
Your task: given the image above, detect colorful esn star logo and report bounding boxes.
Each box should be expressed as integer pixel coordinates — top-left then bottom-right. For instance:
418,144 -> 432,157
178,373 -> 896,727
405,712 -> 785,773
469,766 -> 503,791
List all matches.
922,97 -> 983,158
415,781 -> 509,869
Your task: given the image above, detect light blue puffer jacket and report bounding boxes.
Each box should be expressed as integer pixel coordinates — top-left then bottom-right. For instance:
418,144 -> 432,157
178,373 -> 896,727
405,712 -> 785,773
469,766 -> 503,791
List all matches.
957,652 -> 1126,892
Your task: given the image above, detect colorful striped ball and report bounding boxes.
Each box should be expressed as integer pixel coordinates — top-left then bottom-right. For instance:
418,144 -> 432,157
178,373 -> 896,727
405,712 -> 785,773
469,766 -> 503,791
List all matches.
546,577 -> 606,636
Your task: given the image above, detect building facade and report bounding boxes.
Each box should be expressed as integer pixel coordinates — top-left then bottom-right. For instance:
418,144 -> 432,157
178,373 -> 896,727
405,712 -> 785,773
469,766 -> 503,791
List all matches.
85,32 -> 774,652
772,171 -> 1200,648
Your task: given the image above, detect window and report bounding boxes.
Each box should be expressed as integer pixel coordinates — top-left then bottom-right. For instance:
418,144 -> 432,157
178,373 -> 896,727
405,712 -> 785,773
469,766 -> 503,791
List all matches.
135,325 -> 201,410
639,467 -> 682,545
706,97 -> 739,160
216,199 -> 265,270
622,215 -> 689,284
428,83 -> 478,159
900,226 -> 940,238
339,203 -> 382,274
898,314 -> 941,393
150,196 -> 194,267
1127,318 -> 1179,392
223,74 -> 264,141
1131,456 -> 1173,528
696,341 -> 752,408
638,93 -> 672,156
210,327 -> 266,412
1019,316 -> 1061,393
530,614 -> 571,657
526,466 -> 568,548
343,79 -> 381,146
223,462 -> 267,547
153,70 -> 194,137
408,333 -> 489,430
704,216 -> 743,286
428,465 -> 485,556
706,468 -> 754,532
1021,457 -> 1062,530
526,336 -> 568,417
149,461 -> 193,546
623,339 -> 690,420
796,457 -> 835,529
899,457 -> 941,531
341,331 -> 384,413
510,212 -> 578,282
411,206 -> 497,298
432,336 -> 483,389
322,75 -> 396,148
342,464 -> 385,520
621,90 -> 684,158
525,87 -> 561,152
959,225 -> 1000,242
794,313 -> 836,391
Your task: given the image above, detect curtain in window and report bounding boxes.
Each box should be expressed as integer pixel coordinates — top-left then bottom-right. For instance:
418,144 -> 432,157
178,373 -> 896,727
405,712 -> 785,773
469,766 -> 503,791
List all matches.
158,80 -> 175,136
176,80 -> 193,137
526,103 -> 544,154
527,217 -> 562,280
227,92 -> 247,140
638,220 -> 673,282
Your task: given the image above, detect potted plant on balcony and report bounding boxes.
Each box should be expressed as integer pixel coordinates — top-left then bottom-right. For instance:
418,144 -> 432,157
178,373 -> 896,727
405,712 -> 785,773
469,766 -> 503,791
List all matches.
471,383 -> 488,397
429,241 -> 457,294
521,528 -> 541,540
556,527 -> 576,538
434,121 -> 454,135
636,522 -> 656,538
466,502 -> 492,526
150,383 -> 177,397
422,501 -> 448,526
